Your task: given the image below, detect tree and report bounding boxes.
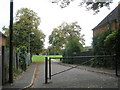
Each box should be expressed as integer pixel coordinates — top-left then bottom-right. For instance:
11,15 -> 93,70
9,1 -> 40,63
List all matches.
51,0 -> 113,13
3,8 -> 45,54
63,40 -> 83,63
104,29 -> 120,56
91,29 -> 118,68
63,40 -> 83,56
92,30 -> 111,55
49,22 -> 85,54
30,30 -> 45,55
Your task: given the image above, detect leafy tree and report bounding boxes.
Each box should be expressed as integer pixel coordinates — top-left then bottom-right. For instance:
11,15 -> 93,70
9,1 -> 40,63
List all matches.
3,8 -> 45,54
51,0 -> 112,13
63,39 -> 83,63
49,22 -> 85,54
63,39 -> 83,56
104,28 -> 120,57
91,29 -> 120,68
104,30 -> 117,54
92,30 -> 111,55
30,30 -> 45,55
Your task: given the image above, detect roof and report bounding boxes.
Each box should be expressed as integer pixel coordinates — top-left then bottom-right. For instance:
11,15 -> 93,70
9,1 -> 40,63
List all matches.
93,4 -> 120,31
0,31 -> 7,38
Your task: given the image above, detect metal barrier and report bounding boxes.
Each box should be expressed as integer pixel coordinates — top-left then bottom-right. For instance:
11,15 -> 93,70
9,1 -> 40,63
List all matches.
45,55 -> 117,84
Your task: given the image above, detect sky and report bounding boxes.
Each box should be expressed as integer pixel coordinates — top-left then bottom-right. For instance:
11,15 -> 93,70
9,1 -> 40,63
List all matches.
0,0 -> 120,48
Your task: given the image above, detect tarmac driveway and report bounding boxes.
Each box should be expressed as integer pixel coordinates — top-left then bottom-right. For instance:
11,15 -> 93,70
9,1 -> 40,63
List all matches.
33,61 -> 119,88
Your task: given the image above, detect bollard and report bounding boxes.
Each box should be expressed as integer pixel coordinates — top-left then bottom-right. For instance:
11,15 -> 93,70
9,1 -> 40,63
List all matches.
49,58 -> 51,80
45,57 -> 48,84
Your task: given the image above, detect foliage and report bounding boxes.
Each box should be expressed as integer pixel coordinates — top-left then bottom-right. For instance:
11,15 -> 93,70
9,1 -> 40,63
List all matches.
90,57 -> 114,68
63,39 -> 83,56
49,22 -> 85,55
30,30 -> 45,55
104,29 -> 120,55
47,45 -> 63,55
92,29 -> 120,68
92,30 -> 111,55
17,46 -> 27,71
51,0 -> 113,13
13,68 -> 23,78
63,40 -> 83,64
104,29 -> 120,68
3,8 -> 45,55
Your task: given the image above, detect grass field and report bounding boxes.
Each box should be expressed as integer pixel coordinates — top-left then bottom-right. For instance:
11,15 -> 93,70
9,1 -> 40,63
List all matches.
32,55 -> 62,62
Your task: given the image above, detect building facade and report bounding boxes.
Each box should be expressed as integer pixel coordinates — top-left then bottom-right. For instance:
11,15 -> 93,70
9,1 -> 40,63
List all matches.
0,31 -> 6,85
0,32 -> 6,46
93,4 -> 120,35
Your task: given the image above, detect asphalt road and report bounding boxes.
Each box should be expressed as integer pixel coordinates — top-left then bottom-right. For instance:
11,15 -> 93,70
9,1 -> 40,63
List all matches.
33,61 -> 119,88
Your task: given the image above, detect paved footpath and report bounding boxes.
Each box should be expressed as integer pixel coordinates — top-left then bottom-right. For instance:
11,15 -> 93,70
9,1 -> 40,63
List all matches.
3,63 -> 37,89
2,60 -> 120,89
33,60 -> 119,88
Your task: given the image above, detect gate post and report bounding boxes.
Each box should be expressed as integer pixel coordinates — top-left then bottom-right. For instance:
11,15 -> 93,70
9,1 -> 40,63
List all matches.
49,58 -> 51,80
45,57 -> 48,84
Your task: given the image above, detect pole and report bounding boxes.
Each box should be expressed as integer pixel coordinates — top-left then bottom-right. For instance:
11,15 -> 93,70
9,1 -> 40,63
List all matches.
29,34 -> 31,64
45,57 -> 48,84
49,58 -> 51,80
9,0 -> 13,83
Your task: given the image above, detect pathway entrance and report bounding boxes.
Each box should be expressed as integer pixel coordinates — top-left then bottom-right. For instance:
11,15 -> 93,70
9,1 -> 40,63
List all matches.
33,61 -> 118,88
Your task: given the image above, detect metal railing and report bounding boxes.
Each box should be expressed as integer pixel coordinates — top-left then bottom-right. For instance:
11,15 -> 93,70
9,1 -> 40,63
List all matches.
45,55 -> 118,84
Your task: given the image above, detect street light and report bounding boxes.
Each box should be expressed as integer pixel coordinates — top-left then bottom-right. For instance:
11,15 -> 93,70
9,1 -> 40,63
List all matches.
28,32 -> 34,63
9,0 -> 13,83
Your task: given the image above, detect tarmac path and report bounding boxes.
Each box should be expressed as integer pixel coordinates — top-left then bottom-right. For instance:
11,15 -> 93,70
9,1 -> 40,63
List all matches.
33,60 -> 119,88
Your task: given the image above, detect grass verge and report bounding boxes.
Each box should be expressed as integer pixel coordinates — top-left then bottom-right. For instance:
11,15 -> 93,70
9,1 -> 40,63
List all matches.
32,55 -> 45,62
32,55 -> 63,62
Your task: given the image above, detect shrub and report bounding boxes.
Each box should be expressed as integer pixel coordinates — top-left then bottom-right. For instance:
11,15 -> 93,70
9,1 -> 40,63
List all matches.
17,46 -> 27,71
63,40 -> 83,64
92,29 -> 120,68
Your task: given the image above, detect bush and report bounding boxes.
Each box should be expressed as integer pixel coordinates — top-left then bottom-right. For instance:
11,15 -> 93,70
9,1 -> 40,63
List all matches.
63,40 -> 83,64
17,46 -> 27,71
92,29 -> 120,68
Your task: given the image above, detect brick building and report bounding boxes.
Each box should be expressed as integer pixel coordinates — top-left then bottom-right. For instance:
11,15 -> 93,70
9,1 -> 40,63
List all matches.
93,4 -> 120,35
0,31 -> 6,85
0,32 -> 6,46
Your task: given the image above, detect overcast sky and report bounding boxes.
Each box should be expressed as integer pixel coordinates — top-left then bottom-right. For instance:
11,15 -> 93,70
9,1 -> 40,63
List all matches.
0,0 -> 119,48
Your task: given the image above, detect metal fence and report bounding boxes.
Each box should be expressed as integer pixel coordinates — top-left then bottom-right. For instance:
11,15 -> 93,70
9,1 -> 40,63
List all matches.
45,55 -> 118,84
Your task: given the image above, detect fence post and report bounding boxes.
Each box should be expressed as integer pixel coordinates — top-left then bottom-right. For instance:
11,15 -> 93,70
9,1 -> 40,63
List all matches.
45,57 -> 48,84
2,46 -> 4,85
16,53 -> 19,69
49,58 -> 51,80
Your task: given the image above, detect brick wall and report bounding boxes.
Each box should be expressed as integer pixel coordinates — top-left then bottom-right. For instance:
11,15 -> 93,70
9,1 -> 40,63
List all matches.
0,37 -> 6,46
93,22 -> 119,35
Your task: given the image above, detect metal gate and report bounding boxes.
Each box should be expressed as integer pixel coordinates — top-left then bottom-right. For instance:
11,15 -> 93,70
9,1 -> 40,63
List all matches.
44,55 -> 118,84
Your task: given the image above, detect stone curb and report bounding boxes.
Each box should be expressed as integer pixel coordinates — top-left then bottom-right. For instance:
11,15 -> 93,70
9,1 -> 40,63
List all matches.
20,64 -> 37,90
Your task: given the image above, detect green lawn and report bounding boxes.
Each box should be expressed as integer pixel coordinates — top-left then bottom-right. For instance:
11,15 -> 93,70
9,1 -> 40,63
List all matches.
48,55 -> 62,61
32,55 -> 63,62
32,55 -> 45,62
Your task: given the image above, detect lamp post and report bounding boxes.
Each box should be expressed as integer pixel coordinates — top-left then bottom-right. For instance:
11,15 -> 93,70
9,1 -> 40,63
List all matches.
9,0 -> 13,83
28,33 -> 34,63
